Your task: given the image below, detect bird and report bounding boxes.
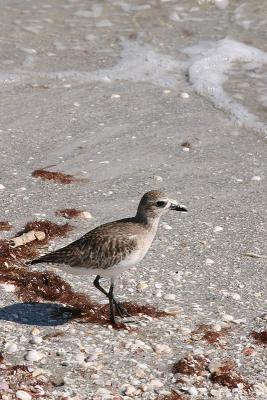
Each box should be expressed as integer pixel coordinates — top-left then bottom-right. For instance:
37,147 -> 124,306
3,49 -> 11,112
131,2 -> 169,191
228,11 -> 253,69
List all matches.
29,190 -> 187,324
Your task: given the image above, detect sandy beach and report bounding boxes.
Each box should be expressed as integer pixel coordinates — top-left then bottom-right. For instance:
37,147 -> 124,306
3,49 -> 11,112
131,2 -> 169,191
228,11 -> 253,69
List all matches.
0,0 -> 266,399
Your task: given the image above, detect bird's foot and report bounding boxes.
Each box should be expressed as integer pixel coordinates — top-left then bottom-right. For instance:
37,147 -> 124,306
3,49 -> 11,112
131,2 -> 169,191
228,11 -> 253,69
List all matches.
113,300 -> 132,318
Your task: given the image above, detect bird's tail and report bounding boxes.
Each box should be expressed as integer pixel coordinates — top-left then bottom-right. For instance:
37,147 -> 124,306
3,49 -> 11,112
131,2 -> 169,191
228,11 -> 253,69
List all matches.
29,249 -> 67,266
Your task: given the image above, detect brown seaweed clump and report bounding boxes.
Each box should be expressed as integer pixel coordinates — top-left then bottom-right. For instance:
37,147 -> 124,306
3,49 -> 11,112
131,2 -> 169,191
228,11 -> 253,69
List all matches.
0,266 -> 167,327
250,330 -> 267,345
191,323 -> 230,346
32,169 -> 86,184
172,354 -> 209,376
210,360 -> 253,392
0,239 -> 39,266
0,221 -> 12,231
0,221 -> 72,266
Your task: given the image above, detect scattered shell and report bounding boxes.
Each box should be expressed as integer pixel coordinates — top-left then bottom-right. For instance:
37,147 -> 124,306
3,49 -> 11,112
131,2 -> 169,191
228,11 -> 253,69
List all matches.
180,92 -> 190,98
214,226 -> 223,233
16,391 -> 32,400
187,386 -> 198,396
124,384 -> 136,396
0,184 -> 5,190
163,293 -> 176,301
5,343 -> 18,354
149,379 -> 164,389
222,314 -> 234,322
31,327 -> 40,336
162,223 -> 172,230
137,282 -> 148,291
32,368 -> 45,378
111,94 -> 121,99
30,336 -> 43,345
154,343 -> 172,354
180,327 -> 192,335
153,175 -> 163,182
25,350 -> 44,362
243,252 -> 266,259
212,324 -> 222,332
206,258 -> 214,266
251,175 -> 261,181
231,293 -> 241,301
164,306 -> 180,315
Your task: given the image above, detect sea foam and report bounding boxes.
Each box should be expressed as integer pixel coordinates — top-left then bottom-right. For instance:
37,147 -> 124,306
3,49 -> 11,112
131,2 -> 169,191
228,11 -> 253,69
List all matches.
183,39 -> 267,135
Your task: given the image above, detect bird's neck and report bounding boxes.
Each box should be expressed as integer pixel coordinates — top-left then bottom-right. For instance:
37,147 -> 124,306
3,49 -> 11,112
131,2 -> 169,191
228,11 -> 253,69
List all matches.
135,209 -> 160,232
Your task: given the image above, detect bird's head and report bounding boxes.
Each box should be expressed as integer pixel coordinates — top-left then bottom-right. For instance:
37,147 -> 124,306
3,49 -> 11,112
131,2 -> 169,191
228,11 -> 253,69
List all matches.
137,190 -> 187,220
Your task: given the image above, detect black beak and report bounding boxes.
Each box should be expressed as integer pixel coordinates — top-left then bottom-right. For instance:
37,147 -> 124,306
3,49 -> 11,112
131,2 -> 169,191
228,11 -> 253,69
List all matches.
170,204 -> 187,212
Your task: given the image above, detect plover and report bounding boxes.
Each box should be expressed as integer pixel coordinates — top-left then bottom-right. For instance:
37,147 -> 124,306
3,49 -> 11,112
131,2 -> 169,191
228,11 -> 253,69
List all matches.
30,190 -> 187,323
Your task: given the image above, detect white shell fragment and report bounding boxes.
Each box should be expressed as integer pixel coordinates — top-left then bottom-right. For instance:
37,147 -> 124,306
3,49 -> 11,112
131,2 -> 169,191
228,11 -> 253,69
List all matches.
213,226 -> 223,233
5,343 -> 18,354
163,293 -> 176,301
25,350 -> 45,362
180,92 -> 190,99
16,391 -> 32,400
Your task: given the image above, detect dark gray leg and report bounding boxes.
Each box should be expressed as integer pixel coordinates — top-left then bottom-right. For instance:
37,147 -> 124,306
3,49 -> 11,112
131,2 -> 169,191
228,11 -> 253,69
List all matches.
93,275 -> 131,320
93,275 -> 109,297
108,282 -> 116,324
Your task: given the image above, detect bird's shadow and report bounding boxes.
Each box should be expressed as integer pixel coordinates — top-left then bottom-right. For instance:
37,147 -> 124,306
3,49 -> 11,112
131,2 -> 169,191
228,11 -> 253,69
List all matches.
0,302 -> 74,326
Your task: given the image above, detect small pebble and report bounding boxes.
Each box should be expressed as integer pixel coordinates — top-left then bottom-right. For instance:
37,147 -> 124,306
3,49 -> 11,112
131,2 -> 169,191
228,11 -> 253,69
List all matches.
153,175 -> 163,182
16,391 -> 32,400
0,184 -> 5,190
111,94 -> 120,99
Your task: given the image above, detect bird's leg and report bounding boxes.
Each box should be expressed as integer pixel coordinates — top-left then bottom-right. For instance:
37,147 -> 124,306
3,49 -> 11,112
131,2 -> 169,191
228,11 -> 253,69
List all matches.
108,282 -> 116,324
93,275 -> 130,319
109,277 -> 132,318
113,300 -> 131,318
93,275 -> 109,297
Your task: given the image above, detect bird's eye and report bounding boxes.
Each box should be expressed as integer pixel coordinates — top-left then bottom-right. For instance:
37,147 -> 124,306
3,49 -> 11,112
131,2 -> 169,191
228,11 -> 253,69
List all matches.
156,201 -> 167,208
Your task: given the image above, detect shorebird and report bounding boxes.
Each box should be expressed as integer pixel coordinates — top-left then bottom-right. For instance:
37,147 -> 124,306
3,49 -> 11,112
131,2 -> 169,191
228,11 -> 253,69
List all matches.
30,191 -> 187,323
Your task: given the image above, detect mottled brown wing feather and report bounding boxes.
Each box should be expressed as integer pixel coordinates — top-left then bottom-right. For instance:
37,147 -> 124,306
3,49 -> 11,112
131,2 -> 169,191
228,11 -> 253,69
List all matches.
31,223 -> 138,270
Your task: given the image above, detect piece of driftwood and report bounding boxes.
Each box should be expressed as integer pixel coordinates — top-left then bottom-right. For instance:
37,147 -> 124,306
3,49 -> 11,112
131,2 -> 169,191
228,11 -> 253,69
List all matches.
10,231 -> 46,248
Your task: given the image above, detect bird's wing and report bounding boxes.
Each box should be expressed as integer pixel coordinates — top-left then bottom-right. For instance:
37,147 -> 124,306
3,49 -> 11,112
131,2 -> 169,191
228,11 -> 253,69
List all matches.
30,228 -> 138,270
